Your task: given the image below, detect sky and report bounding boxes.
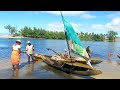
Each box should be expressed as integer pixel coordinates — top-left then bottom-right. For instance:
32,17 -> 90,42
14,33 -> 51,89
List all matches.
0,11 -> 120,37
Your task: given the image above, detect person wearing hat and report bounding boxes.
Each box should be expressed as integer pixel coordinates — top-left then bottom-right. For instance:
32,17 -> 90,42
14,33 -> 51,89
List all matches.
25,41 -> 34,64
11,40 -> 21,70
64,49 -> 70,58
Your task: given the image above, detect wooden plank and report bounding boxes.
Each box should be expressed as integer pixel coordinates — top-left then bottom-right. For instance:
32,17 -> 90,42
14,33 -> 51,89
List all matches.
64,62 -> 95,69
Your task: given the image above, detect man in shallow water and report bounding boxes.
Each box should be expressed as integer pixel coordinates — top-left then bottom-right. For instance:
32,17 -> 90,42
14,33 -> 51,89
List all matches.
86,46 -> 92,59
64,49 -> 70,58
25,41 -> 35,64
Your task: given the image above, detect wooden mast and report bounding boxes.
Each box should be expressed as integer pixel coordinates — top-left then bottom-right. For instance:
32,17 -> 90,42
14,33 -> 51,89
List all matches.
60,11 -> 71,58
60,11 -> 73,73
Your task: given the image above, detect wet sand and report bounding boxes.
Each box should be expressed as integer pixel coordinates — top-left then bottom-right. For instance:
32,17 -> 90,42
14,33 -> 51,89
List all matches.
91,61 -> 120,79
0,59 -> 85,79
0,59 -> 120,79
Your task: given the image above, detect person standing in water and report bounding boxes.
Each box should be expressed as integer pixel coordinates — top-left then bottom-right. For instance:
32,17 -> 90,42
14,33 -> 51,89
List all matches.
86,46 -> 92,59
11,40 -> 21,71
64,49 -> 70,58
25,41 -> 34,64
86,46 -> 94,69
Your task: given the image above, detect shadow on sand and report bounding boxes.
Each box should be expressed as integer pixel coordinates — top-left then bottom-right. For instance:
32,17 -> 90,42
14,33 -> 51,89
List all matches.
41,63 -> 96,79
19,61 -> 35,69
19,62 -> 29,69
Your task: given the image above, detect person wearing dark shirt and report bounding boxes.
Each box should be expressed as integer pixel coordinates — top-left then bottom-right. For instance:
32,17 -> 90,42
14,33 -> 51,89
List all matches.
86,46 -> 92,59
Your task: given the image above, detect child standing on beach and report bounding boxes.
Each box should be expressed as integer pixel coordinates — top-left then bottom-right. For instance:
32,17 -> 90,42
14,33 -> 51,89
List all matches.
11,40 -> 21,71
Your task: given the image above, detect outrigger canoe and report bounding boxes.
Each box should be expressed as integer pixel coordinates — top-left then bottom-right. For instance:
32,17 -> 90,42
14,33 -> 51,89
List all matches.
34,54 -> 102,76
34,53 -> 102,65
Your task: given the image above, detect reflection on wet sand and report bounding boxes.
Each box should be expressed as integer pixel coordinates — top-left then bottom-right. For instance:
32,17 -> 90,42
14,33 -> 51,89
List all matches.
26,63 -> 35,76
10,61 -> 35,79
107,58 -> 120,65
107,59 -> 113,64
12,70 -> 19,79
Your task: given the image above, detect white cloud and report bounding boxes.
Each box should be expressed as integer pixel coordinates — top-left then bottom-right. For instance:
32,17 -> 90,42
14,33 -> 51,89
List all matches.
47,22 -> 82,32
47,22 -> 63,32
111,17 -> 120,25
32,11 -> 96,19
105,17 -> 120,31
107,11 -> 120,18
47,15 -> 120,34
81,13 -> 96,19
89,17 -> 120,31
91,24 -> 105,30
42,11 -> 87,16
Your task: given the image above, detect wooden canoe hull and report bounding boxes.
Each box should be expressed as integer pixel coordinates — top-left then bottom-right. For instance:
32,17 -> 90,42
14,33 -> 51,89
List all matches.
35,54 -> 102,76
44,59 -> 102,76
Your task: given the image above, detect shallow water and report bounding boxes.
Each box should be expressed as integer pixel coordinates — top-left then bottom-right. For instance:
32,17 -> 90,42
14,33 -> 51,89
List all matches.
0,38 -> 120,79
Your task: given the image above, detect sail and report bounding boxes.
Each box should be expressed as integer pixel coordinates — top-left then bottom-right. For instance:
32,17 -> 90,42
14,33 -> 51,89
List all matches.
62,18 -> 89,59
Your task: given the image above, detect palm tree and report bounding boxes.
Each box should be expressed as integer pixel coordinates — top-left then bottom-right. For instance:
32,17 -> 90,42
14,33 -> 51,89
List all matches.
4,25 -> 12,35
107,30 -> 118,41
4,25 -> 17,36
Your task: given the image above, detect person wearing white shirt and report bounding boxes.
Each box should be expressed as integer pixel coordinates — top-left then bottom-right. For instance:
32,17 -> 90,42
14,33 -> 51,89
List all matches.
11,40 -> 21,70
25,41 -> 34,64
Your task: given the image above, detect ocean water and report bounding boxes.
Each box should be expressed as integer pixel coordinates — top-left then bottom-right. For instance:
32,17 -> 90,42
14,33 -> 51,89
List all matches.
0,38 -> 120,79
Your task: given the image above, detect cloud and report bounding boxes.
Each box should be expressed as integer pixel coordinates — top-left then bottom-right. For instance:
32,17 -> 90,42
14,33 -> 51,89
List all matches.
47,17 -> 120,33
111,17 -> 120,25
47,22 -> 82,32
105,17 -> 120,31
81,13 -> 96,19
89,17 -> 120,31
32,11 -> 96,19
41,11 -> 87,16
107,11 -> 120,18
47,22 -> 63,32
91,24 -> 105,30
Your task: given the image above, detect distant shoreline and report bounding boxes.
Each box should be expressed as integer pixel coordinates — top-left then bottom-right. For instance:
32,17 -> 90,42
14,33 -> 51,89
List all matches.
1,35 -> 120,42
0,35 -> 26,38
0,35 -> 45,39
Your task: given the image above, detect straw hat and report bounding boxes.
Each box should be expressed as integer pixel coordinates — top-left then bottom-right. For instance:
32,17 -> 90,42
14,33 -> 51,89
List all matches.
64,49 -> 67,51
27,41 -> 31,43
16,40 -> 21,43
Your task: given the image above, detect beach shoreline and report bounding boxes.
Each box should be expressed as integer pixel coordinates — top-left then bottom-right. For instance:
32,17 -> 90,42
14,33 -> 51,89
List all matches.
0,55 -> 120,79
0,59 -> 120,79
0,35 -> 25,38
0,35 -> 45,39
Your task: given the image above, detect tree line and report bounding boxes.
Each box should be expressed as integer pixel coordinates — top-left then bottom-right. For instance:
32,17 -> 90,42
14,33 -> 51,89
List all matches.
4,25 -> 118,41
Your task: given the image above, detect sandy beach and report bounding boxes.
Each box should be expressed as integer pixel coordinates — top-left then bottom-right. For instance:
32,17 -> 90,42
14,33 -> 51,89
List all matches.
0,58 -> 120,79
0,35 -> 25,38
0,59 -> 85,79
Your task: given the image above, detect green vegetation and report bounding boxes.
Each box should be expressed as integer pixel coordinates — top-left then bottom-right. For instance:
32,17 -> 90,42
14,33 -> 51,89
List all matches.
79,32 -> 106,41
4,25 -> 118,41
4,25 -> 18,36
20,26 -> 65,39
106,30 -> 118,41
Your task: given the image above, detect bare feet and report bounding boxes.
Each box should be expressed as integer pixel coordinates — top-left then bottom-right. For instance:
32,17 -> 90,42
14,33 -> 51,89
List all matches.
16,69 -> 19,71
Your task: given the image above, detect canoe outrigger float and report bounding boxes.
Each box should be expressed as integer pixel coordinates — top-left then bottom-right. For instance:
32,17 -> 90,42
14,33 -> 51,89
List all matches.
34,54 -> 102,76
